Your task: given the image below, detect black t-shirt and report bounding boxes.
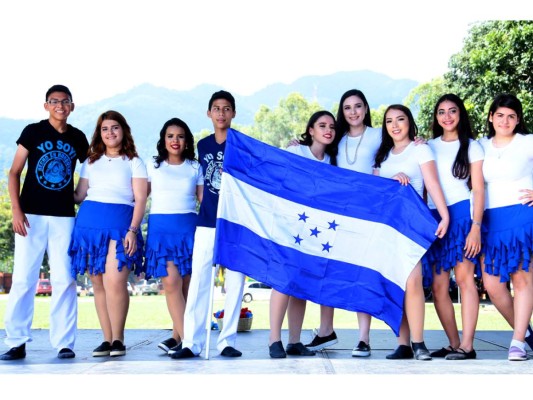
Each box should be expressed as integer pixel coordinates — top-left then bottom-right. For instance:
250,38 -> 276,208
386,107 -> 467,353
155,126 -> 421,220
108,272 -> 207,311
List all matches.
17,119 -> 89,217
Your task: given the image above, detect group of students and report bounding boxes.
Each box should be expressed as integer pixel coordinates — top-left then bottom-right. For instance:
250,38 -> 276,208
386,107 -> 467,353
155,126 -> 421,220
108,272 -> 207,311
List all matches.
1,85 -> 245,361
270,90 -> 533,362
1,84 -> 532,363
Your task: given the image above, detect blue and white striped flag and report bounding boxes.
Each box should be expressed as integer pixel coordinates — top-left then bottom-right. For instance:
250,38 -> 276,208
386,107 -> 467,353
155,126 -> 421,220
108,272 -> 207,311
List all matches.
214,129 -> 437,335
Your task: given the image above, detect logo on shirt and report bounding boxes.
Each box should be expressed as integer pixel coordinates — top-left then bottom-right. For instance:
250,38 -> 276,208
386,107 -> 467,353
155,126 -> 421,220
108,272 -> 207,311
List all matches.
36,150 -> 72,190
204,160 -> 223,195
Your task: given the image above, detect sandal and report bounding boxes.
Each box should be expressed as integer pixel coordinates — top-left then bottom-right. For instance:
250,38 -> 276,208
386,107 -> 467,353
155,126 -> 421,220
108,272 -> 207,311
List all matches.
445,348 -> 477,360
430,346 -> 455,358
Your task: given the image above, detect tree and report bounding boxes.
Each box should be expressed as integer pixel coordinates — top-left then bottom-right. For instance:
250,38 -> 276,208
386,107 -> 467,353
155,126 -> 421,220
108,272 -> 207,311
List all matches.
405,77 -> 452,138
0,174 -> 14,273
370,105 -> 387,130
247,93 -> 321,148
445,20 -> 533,134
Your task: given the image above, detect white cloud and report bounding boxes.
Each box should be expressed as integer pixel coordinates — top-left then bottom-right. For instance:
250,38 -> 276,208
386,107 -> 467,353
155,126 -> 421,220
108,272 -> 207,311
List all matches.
0,0 -> 529,119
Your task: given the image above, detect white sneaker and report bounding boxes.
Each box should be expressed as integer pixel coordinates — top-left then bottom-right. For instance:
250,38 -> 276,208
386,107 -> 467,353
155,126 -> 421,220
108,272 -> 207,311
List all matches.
352,341 -> 371,357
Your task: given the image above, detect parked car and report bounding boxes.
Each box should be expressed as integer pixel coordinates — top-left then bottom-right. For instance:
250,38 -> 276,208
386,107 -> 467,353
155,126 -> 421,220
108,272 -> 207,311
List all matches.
242,281 -> 272,303
135,279 -> 160,295
36,279 -> 52,296
127,282 -> 136,296
84,282 -> 135,296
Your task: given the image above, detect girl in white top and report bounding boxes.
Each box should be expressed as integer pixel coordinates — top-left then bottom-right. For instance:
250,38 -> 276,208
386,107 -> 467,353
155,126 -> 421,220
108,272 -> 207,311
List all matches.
305,90 -> 382,356
144,118 -> 204,355
479,94 -> 533,361
269,110 -> 337,359
425,94 -> 485,361
373,104 -> 449,361
70,110 -> 148,358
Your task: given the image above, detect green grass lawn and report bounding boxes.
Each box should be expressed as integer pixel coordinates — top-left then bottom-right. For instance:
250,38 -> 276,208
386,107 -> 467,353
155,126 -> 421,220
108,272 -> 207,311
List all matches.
0,293 -> 512,331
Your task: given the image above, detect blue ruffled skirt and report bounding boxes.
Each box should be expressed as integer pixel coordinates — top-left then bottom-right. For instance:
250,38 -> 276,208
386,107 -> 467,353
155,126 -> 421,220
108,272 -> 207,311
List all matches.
69,201 -> 144,277
422,200 -> 481,287
481,203 -> 533,283
143,213 -> 197,279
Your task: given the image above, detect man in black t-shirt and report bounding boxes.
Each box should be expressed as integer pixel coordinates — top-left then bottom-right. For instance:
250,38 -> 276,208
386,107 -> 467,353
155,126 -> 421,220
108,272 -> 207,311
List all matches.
1,85 -> 89,361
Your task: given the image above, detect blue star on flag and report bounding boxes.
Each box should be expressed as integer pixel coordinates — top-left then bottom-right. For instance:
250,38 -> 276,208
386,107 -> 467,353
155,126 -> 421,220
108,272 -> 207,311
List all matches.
293,234 -> 303,245
298,212 -> 309,222
310,227 -> 321,237
322,242 -> 333,252
328,220 -> 339,230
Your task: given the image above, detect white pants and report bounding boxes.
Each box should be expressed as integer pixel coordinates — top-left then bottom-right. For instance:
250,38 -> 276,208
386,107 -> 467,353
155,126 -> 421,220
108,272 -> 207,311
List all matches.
3,214 -> 77,351
182,226 -> 245,355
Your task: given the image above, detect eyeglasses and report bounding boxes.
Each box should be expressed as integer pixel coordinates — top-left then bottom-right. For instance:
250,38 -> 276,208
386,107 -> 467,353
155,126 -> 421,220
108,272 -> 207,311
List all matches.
47,99 -> 72,106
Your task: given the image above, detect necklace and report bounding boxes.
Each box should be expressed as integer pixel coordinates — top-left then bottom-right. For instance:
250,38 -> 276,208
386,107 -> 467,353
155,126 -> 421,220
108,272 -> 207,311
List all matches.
492,137 -> 512,159
345,127 -> 366,165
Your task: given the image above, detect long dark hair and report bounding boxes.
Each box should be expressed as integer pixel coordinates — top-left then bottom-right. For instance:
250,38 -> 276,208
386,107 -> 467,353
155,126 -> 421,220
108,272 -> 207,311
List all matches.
298,110 -> 338,166
486,93 -> 529,138
374,104 -> 417,168
431,94 -> 473,180
88,110 -> 138,163
333,89 -> 372,149
153,118 -> 196,168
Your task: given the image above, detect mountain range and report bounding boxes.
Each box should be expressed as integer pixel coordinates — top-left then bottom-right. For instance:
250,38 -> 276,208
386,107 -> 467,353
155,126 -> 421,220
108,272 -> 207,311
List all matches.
0,70 -> 418,175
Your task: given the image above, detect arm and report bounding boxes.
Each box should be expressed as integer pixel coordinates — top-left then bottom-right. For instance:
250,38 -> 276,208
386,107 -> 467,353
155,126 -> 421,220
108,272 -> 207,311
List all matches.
391,172 -> 411,185
196,184 -> 204,204
287,138 -> 300,147
73,177 -> 89,204
420,160 -> 449,238
519,189 -> 533,207
413,136 -> 427,145
464,160 -> 484,258
8,145 -> 29,236
123,177 -> 148,256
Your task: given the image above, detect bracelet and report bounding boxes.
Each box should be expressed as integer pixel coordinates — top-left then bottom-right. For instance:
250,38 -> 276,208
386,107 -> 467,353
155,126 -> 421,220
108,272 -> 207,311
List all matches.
472,221 -> 481,227
128,226 -> 139,234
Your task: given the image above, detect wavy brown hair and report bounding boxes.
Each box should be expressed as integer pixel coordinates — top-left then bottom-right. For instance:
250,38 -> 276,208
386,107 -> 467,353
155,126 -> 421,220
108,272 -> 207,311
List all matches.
87,110 -> 139,163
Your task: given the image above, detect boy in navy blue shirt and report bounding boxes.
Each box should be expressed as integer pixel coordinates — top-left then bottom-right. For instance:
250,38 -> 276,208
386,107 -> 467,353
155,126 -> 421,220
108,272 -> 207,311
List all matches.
171,90 -> 245,358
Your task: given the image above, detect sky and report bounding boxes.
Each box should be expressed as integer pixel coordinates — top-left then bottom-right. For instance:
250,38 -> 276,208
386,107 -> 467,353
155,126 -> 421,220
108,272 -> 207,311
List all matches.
0,0 -> 529,121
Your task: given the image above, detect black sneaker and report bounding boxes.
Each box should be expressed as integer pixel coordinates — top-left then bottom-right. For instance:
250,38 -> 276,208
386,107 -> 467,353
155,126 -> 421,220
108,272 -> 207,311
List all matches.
304,331 -> 338,351
110,340 -> 126,357
220,346 -> 242,357
92,341 -> 112,357
57,348 -> 75,359
167,342 -> 183,356
158,337 -> 178,353
0,344 -> 26,361
286,342 -> 316,356
169,347 -> 196,359
386,344 -> 414,360
412,342 -> 432,361
352,341 -> 371,357
269,341 -> 287,359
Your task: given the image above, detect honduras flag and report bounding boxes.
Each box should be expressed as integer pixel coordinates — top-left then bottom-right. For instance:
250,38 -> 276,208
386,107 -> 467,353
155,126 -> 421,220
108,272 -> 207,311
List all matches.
214,129 -> 437,335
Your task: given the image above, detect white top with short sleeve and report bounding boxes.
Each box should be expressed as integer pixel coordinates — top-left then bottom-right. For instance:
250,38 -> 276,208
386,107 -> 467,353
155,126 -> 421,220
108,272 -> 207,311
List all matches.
285,144 -> 331,164
147,159 -> 204,214
377,142 -> 435,197
427,137 -> 484,209
337,127 -> 382,173
479,133 -> 533,209
80,155 -> 147,206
